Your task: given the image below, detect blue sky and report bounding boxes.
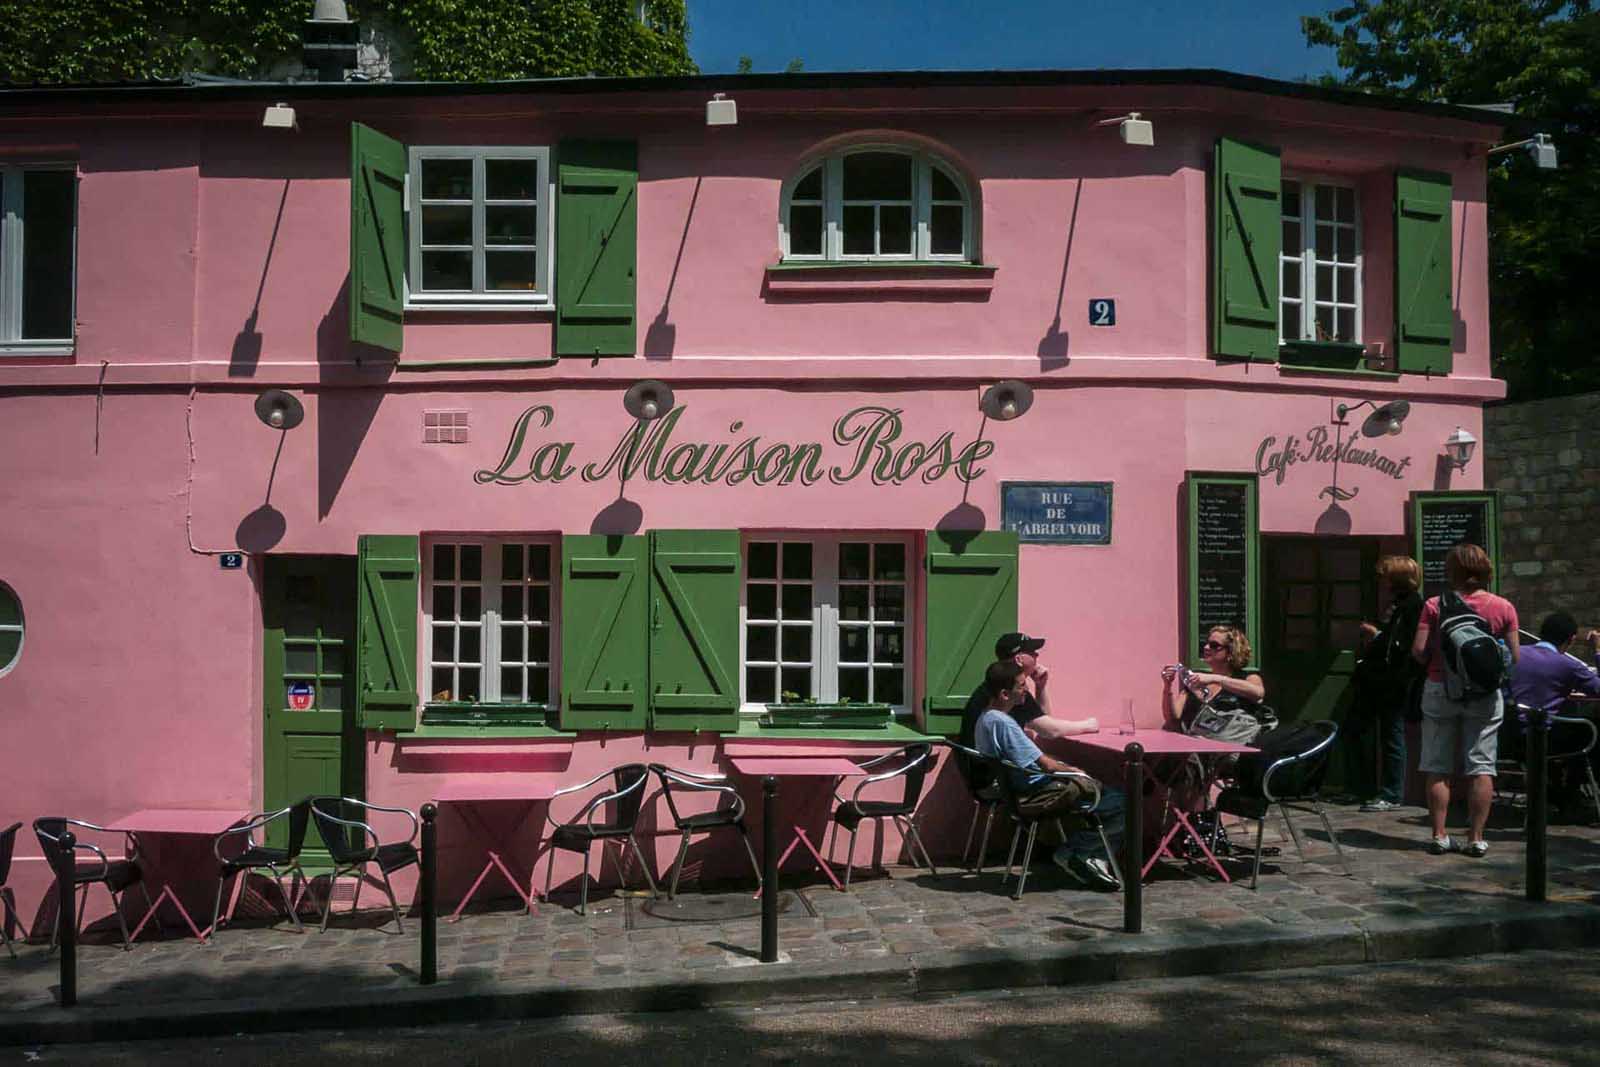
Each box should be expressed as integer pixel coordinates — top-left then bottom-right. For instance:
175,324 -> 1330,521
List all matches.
686,0 -> 1345,83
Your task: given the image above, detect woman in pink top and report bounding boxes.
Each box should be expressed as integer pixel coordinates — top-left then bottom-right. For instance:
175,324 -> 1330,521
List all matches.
1409,544 -> 1520,857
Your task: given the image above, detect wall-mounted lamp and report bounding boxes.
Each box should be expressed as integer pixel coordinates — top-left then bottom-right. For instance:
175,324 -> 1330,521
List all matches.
1443,426 -> 1478,470
706,93 -> 738,127
254,389 -> 305,430
624,379 -> 675,421
1489,132 -> 1558,170
1335,397 -> 1410,438
1095,112 -> 1154,147
979,380 -> 1034,421
262,103 -> 299,131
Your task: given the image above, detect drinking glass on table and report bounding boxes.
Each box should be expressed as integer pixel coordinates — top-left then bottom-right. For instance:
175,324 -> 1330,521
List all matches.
1120,697 -> 1137,735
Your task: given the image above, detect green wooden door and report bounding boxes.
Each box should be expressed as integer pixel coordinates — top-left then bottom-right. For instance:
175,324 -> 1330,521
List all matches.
263,555 -> 362,865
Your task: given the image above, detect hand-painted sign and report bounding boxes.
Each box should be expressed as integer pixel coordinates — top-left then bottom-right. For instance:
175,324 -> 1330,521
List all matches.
287,682 -> 315,711
1001,482 -> 1112,544
476,405 -> 998,488
1255,425 -> 1411,490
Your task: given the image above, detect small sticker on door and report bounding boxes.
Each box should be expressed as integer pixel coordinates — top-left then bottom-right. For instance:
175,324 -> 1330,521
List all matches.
287,682 -> 315,710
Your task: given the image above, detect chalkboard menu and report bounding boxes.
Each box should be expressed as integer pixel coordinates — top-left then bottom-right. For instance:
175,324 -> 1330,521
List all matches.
1411,491 -> 1499,597
1185,473 -> 1259,667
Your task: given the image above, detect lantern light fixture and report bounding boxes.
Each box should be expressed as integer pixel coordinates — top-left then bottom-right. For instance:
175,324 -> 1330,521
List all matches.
706,93 -> 738,127
1444,426 -> 1478,470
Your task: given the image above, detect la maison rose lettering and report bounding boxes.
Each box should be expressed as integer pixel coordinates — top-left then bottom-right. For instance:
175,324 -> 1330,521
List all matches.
1254,424 -> 1412,487
475,405 -> 997,488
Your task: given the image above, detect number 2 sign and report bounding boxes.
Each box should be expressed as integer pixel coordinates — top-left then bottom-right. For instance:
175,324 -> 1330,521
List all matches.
1089,299 -> 1116,326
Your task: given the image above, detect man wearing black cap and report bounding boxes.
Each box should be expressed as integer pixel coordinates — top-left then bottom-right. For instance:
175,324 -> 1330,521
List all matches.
958,631 -> 1099,750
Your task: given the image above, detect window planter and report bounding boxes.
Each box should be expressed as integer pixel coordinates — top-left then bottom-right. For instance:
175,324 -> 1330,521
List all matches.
760,702 -> 894,730
421,702 -> 553,728
1278,340 -> 1366,371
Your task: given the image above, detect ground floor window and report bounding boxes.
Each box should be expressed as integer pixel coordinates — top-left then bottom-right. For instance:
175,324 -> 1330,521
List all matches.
741,534 -> 911,715
425,539 -> 555,708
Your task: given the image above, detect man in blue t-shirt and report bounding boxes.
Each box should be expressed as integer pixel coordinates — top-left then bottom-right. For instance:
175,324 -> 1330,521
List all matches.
974,660 -> 1124,891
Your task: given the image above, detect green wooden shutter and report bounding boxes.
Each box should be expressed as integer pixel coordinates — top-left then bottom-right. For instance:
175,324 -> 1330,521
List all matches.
1213,137 -> 1282,361
1395,171 -> 1454,375
922,530 -> 1019,736
648,530 -> 741,734
356,534 -> 419,730
349,123 -> 406,353
560,535 -> 648,731
556,140 -> 638,357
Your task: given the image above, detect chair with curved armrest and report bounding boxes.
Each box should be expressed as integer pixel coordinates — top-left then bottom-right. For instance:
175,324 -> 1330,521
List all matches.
541,764 -> 659,915
992,759 -> 1120,900
1214,719 -> 1350,889
32,817 -> 150,951
649,765 -> 762,898
210,799 -> 311,937
1548,714 -> 1600,823
0,822 -> 21,957
309,797 -> 419,932
946,741 -> 1005,873
825,743 -> 938,889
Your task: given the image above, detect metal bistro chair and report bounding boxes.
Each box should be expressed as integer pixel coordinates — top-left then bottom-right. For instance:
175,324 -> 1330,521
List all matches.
210,799 -> 312,937
649,765 -> 762,899
309,797 -> 420,933
1498,703 -> 1600,825
826,743 -> 939,889
0,822 -> 20,957
32,818 -> 150,951
993,759 -> 1121,900
1214,719 -> 1351,889
542,764 -> 659,915
946,742 -> 1005,873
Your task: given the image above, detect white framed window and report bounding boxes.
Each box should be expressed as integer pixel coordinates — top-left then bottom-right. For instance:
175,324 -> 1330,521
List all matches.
741,535 -> 913,715
781,149 -> 972,262
0,581 -> 23,678
0,165 -> 76,354
1280,178 -> 1361,344
406,147 -> 552,309
424,539 -> 556,705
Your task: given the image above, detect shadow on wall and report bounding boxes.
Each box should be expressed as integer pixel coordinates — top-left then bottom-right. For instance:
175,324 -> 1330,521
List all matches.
315,276 -> 395,521
643,175 -> 702,360
228,178 -> 292,377
1036,177 -> 1083,369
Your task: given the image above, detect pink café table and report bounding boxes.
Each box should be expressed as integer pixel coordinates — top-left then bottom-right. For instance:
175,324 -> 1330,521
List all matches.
432,778 -> 561,921
100,808 -> 250,942
1059,729 -> 1255,883
728,756 -> 866,893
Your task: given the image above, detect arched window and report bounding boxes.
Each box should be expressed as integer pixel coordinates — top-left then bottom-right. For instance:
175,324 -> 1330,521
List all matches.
782,148 -> 973,262
0,581 -> 21,678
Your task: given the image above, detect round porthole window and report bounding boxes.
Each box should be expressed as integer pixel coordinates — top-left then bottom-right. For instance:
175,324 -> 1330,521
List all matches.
0,582 -> 22,678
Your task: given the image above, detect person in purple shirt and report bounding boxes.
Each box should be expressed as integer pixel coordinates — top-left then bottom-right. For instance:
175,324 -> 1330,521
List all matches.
1509,612 -> 1600,818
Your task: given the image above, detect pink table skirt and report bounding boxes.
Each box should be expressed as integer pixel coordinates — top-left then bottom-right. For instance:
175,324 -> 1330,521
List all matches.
727,756 -> 867,778
101,809 -> 251,836
1059,728 -> 1256,757
432,778 -> 562,803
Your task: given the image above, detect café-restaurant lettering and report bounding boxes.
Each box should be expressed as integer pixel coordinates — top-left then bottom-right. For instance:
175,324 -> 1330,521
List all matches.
1254,424 -> 1412,487
475,405 -> 997,488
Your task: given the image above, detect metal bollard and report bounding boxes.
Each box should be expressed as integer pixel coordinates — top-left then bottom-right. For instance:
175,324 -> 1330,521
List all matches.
1123,743 -> 1144,934
1525,707 -> 1549,903
761,776 -> 778,963
420,803 -> 437,985
57,830 -> 77,1007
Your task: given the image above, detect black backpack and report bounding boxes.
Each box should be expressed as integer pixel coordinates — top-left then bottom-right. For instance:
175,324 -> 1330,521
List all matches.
1436,591 -> 1508,701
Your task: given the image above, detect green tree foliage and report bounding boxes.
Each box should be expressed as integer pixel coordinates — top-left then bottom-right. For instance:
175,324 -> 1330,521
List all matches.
0,0 -> 695,84
1303,2 -> 1600,400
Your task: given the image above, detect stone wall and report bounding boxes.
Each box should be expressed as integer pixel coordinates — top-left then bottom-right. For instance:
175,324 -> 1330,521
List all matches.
1485,390 -> 1600,623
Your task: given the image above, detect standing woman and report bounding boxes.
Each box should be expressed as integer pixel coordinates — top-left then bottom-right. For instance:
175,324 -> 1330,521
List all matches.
1162,625 -> 1268,732
1356,556 -> 1425,812
1410,544 -> 1519,857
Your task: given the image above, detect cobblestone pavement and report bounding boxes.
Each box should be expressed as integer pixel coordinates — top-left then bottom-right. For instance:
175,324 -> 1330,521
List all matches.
4,802 -> 1599,1021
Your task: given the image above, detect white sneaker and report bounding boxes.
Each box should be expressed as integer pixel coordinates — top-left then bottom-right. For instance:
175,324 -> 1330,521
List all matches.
1464,840 -> 1488,858
1429,835 -> 1456,854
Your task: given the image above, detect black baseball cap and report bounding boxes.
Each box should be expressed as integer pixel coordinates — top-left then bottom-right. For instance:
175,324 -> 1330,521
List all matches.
995,632 -> 1045,658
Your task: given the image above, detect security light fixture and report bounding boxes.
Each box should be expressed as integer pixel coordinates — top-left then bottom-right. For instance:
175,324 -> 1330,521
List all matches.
623,380 -> 675,421
1335,398 -> 1410,438
706,93 -> 738,127
254,389 -> 305,431
1443,426 -> 1478,470
1096,112 -> 1154,147
979,380 -> 1034,421
1489,133 -> 1558,170
262,103 -> 299,131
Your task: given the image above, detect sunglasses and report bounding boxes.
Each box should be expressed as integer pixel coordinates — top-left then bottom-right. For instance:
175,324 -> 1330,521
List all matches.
1201,640 -> 1228,653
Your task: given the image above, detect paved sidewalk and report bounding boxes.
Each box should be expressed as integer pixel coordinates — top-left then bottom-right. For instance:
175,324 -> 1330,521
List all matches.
5,802 -> 1600,1045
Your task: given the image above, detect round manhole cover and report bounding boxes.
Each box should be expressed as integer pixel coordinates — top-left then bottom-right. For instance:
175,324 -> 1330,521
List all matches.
639,891 -> 800,924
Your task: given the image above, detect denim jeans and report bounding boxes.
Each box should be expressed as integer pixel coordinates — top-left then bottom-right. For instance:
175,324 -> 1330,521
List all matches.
1015,783 -> 1126,860
1376,707 -> 1408,803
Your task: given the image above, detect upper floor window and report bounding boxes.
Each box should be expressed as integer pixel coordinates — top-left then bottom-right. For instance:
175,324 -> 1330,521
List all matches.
1280,178 -> 1361,344
407,147 -> 551,308
0,165 -> 76,353
782,149 -> 972,263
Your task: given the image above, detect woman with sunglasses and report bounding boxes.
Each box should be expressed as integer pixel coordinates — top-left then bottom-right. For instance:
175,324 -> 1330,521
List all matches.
1161,626 -> 1268,732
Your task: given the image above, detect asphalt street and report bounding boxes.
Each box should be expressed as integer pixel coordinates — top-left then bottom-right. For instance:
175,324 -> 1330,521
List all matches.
15,948 -> 1600,1066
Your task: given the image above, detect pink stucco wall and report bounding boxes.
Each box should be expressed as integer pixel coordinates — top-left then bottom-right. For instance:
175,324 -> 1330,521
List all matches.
0,78 -> 1503,932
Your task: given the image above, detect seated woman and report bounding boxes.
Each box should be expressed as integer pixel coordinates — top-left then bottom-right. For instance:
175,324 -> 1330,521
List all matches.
1161,624 -> 1269,734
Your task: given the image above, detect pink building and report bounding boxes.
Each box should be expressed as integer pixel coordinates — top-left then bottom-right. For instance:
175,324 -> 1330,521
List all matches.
0,70 -> 1508,933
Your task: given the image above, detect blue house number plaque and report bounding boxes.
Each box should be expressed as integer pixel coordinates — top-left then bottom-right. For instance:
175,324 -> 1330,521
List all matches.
1089,299 -> 1116,326
1001,482 -> 1114,545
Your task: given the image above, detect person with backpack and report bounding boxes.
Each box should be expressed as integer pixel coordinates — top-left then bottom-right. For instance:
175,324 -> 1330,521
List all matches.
1409,543 -> 1520,856
1353,556 -> 1425,812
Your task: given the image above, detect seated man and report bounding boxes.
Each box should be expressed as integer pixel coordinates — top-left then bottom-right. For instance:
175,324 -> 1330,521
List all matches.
958,631 -> 1099,750
1510,612 -> 1600,815
974,660 -> 1124,891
